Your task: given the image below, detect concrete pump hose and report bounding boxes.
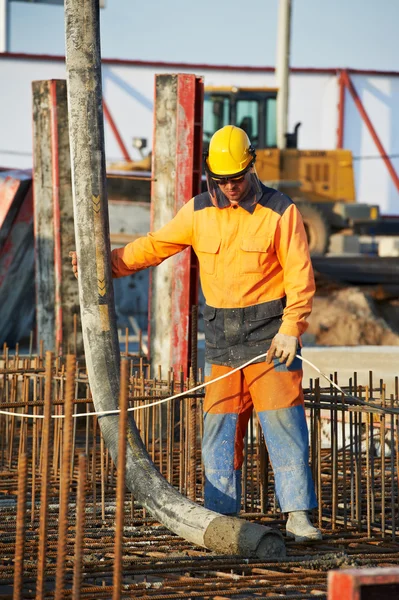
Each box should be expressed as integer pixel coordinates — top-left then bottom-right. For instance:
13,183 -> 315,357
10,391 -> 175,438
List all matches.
64,0 -> 285,559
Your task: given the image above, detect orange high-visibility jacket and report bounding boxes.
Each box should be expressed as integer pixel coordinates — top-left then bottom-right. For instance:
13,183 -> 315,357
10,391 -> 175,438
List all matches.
111,186 -> 315,339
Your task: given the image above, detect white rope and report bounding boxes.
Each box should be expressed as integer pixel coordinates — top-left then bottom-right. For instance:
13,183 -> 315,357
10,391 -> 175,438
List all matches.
69,352 -> 269,419
0,410 -> 45,419
0,352 -> 267,420
0,352 -> 397,419
298,355 -> 399,415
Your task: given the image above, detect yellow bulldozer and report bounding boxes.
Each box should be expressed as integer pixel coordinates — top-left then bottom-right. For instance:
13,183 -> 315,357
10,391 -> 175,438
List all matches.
109,86 -> 380,255
203,86 -> 379,255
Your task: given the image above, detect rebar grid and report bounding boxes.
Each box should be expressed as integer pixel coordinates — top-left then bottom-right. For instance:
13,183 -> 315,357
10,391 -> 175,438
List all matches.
0,345 -> 399,598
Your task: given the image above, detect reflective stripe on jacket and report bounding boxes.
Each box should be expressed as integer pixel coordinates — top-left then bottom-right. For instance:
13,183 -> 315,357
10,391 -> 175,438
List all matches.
111,184 -> 315,340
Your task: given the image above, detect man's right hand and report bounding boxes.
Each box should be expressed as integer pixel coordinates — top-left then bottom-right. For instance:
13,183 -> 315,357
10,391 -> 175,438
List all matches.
69,250 -> 78,279
266,333 -> 298,367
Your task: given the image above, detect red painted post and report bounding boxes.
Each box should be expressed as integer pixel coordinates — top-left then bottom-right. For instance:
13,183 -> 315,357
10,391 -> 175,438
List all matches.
341,70 -> 399,193
149,73 -> 203,377
49,80 -> 63,353
32,80 -> 82,356
188,76 -> 203,373
170,74 -> 203,375
336,69 -> 346,149
328,567 -> 399,600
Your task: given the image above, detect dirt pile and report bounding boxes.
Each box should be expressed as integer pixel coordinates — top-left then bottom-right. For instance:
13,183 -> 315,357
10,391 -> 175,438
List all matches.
307,288 -> 399,346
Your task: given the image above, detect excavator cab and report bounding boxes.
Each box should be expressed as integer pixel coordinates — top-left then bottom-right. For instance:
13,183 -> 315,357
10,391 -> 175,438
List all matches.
203,88 -> 279,150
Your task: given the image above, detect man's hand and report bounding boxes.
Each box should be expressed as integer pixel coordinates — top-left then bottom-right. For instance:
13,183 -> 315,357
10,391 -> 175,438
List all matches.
266,333 -> 298,368
69,250 -> 78,279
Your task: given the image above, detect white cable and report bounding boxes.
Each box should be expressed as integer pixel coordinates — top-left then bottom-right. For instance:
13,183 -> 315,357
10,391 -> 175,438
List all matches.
298,355 -> 399,415
0,409 -> 44,419
1,352 -> 397,419
71,352 -> 269,419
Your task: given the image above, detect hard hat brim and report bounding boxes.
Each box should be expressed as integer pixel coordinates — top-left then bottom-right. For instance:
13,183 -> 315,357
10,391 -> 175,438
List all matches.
204,155 -> 255,179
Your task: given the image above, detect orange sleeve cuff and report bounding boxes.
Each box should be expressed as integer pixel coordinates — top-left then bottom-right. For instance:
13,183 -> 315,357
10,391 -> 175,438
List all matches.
278,320 -> 308,338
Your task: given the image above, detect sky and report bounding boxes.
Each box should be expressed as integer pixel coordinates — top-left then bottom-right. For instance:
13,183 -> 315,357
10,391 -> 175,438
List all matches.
9,0 -> 399,71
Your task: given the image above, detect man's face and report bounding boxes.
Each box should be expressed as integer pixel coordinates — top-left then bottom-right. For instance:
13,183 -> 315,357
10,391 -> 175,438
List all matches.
215,173 -> 250,205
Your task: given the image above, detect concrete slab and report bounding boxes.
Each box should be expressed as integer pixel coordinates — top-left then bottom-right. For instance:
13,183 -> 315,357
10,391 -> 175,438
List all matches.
301,346 -> 399,396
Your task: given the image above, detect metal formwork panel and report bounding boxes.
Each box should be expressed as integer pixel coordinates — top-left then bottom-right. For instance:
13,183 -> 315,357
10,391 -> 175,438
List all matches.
328,567 -> 399,600
149,73 -> 203,376
32,79 -> 81,355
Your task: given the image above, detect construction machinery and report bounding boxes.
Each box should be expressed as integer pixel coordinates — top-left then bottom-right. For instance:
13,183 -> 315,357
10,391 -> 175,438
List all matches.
203,86 -> 379,254
109,86 -> 382,255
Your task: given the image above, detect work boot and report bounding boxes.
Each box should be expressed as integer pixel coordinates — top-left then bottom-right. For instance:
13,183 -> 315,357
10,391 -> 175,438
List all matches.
286,511 -> 322,542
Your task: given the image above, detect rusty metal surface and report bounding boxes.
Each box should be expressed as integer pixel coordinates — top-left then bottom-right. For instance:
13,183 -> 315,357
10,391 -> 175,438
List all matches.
1,348 -> 399,597
170,74 -> 202,377
150,73 -> 203,377
113,359 -> 129,600
32,79 -> 82,357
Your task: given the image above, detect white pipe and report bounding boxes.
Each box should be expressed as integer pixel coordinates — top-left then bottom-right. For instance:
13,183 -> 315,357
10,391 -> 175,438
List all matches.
275,0 -> 292,149
0,0 -> 7,53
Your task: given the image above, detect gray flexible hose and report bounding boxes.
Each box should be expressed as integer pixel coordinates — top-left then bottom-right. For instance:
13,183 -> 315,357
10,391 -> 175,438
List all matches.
64,0 -> 285,559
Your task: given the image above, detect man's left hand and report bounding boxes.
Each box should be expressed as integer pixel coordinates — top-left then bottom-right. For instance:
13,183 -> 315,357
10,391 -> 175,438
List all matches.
266,333 -> 298,367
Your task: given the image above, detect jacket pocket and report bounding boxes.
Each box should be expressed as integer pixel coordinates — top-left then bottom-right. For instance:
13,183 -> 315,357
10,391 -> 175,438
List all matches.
202,304 -> 218,348
196,236 -> 221,275
239,236 -> 273,274
244,299 -> 285,345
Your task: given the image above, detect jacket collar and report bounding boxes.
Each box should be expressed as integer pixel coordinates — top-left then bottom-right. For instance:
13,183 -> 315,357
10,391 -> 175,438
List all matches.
217,184 -> 264,214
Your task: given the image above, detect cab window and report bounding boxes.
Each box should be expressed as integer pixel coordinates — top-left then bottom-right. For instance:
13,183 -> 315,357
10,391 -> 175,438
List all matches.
266,97 -> 277,147
236,100 -> 258,145
203,96 -> 230,142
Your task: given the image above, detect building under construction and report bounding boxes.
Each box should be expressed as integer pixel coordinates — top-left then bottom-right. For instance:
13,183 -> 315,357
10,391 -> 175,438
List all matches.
1,1 -> 399,599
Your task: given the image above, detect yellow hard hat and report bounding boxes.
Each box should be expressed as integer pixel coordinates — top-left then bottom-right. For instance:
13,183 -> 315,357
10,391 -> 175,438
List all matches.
205,125 -> 255,177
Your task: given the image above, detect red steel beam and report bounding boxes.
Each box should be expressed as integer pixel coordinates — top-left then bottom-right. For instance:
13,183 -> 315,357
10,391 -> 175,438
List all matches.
341,70 -> 399,193
3,52 -> 399,77
102,99 -> 131,162
336,69 -> 346,149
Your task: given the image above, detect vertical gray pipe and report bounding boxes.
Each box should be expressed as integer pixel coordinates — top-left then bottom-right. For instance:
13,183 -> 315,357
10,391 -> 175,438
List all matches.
276,0 -> 292,149
64,0 -> 285,558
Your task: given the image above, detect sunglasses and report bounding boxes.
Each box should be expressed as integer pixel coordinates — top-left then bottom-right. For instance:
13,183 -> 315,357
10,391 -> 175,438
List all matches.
212,174 -> 247,186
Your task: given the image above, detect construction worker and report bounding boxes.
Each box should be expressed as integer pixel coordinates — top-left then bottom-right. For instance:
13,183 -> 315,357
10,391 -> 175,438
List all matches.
70,125 -> 321,542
